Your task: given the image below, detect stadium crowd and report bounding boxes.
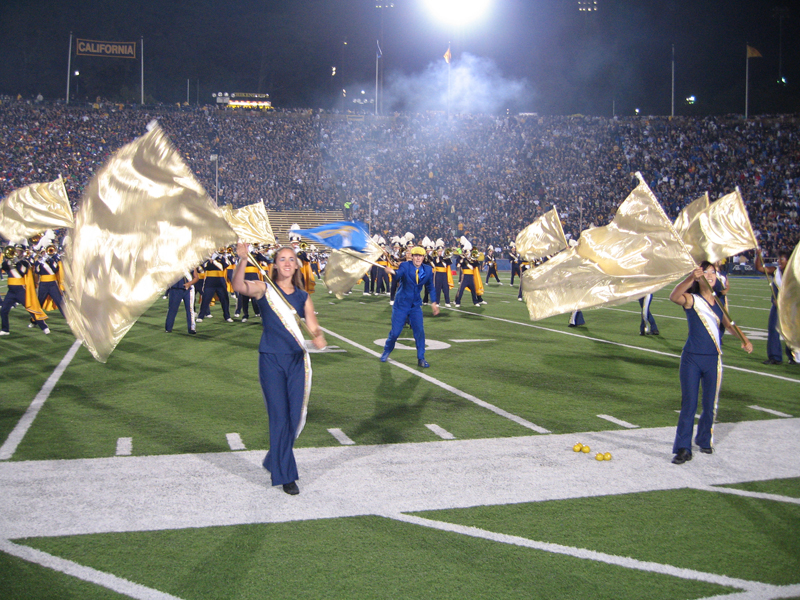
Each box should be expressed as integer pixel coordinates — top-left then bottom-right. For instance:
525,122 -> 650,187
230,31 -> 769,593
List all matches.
1,99 -> 798,258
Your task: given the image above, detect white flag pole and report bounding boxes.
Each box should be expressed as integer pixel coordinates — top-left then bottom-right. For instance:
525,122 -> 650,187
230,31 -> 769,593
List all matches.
66,32 -> 73,105
140,36 -> 144,105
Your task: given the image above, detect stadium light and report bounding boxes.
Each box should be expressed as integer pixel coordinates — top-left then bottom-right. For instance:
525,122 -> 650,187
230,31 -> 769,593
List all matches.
422,0 -> 491,28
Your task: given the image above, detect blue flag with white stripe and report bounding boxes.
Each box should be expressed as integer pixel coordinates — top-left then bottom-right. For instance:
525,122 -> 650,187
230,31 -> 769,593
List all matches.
295,221 -> 371,252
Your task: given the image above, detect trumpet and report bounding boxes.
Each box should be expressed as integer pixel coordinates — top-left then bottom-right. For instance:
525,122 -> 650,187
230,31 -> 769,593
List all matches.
46,245 -> 58,256
3,245 -> 17,260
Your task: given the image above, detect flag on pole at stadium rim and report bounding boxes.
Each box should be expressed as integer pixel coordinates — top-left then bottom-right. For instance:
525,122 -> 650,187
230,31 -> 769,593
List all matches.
294,221 -> 371,252
746,45 -> 762,58
376,41 -> 382,58
444,46 -> 451,64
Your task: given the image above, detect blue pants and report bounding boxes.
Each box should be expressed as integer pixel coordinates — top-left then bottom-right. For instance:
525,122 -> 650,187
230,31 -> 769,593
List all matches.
38,281 -> 65,317
639,296 -> 659,334
434,272 -> 450,304
766,304 -> 790,362
165,287 -> 195,333
569,310 -> 585,326
198,280 -> 230,319
455,274 -> 479,305
383,304 -> 426,360
259,352 -> 305,486
1,286 -> 47,332
673,352 -> 721,453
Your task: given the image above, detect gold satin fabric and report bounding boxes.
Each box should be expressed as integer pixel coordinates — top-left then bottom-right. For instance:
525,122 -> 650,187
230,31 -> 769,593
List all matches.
0,177 -> 74,242
515,206 -> 568,260
673,193 -> 709,239
61,122 -> 236,362
221,202 -> 275,245
778,242 -> 800,350
521,173 -> 696,321
324,238 -> 384,299
680,189 -> 758,264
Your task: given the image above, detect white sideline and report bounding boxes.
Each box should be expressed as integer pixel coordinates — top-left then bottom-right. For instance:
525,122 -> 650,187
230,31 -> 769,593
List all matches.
0,340 -> 82,460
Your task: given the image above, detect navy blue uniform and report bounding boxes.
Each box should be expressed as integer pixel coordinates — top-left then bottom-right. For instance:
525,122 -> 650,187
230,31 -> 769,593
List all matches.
257,287 -> 308,487
35,256 -> 65,317
165,275 -> 196,334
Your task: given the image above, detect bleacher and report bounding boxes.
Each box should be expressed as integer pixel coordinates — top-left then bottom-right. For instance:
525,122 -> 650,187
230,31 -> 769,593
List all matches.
267,210 -> 344,245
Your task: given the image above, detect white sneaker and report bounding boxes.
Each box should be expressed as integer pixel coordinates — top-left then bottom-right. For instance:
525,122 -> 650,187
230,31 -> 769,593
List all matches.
207,314 -> 213,318
241,317 -> 248,323
28,322 -> 34,328
234,313 -> 240,318
517,297 -> 523,301
499,282 -> 503,285
445,303 -> 451,307
196,318 -> 203,322
0,331 -> 9,336
225,318 -> 233,322
454,304 -> 460,308
389,301 -> 394,306
481,301 -> 488,305
43,327 -> 50,335
363,292 -> 371,296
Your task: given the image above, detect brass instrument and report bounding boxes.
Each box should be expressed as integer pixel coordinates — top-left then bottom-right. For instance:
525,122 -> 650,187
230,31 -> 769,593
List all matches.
46,245 -> 58,256
470,249 -> 485,262
3,246 -> 17,260
29,233 -> 42,246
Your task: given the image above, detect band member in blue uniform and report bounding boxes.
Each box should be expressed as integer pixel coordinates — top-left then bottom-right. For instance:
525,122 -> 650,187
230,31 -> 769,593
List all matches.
454,251 -> 481,307
638,294 -> 659,335
1,246 -> 49,335
165,270 -> 200,334
232,242 -> 326,495
669,262 -> 753,464
755,250 -> 795,365
35,246 -> 65,317
431,246 -> 452,307
234,250 -> 263,322
380,246 -> 439,367
484,247 -> 501,284
197,249 -> 233,323
508,244 -> 521,285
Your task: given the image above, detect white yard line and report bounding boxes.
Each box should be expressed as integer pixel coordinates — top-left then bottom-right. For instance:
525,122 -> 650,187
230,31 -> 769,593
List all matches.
116,438 -> 133,456
445,308 -> 800,384
0,539 -> 184,600
385,512 -> 786,597
0,340 -> 82,460
321,327 -> 551,434
597,414 -> 639,429
425,424 -> 455,439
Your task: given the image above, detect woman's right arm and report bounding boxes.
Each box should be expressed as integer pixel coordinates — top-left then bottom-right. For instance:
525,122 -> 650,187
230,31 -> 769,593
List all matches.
233,242 -> 266,300
669,267 -> 701,308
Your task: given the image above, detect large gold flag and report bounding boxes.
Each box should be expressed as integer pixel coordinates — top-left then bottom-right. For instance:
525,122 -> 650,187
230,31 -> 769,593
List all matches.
778,242 -> 800,351
61,122 -> 236,362
324,238 -> 384,299
746,45 -> 762,59
221,202 -> 275,245
673,193 -> 709,239
521,174 -> 696,321
515,206 -> 569,260
0,177 -> 74,242
680,188 -> 758,264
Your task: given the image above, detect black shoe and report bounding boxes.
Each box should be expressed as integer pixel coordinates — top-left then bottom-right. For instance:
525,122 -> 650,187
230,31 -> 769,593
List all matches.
282,481 -> 299,495
762,358 -> 782,365
189,330 -> 196,335
418,359 -> 430,368
698,447 -> 713,454
651,331 -> 659,336
672,448 -> 692,464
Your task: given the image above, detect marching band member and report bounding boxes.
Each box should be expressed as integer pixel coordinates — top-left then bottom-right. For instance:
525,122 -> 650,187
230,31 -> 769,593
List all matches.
454,245 -> 484,307
1,245 -> 49,335
196,248 -> 234,323
484,247 -> 501,284
508,243 -> 521,285
431,242 -> 453,307
380,246 -> 439,368
638,294 -> 659,335
235,246 -> 263,322
165,269 -> 200,334
669,262 -> 752,464
232,242 -> 326,495
35,245 -> 65,317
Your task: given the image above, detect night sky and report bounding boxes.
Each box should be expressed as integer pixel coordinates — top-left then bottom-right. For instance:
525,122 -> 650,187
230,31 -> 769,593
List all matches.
0,0 -> 797,116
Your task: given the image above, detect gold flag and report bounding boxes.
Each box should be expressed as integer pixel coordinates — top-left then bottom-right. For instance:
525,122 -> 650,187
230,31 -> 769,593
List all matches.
521,174 -> 696,321
777,242 -> 800,351
61,122 -> 236,362
515,206 -> 569,260
324,238 -> 384,299
0,177 -> 74,242
680,188 -> 758,264
747,45 -> 762,59
221,202 -> 275,245
673,193 -> 709,239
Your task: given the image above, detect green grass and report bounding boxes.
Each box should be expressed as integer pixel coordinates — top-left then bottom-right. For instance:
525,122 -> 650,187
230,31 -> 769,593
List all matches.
2,273 -> 799,599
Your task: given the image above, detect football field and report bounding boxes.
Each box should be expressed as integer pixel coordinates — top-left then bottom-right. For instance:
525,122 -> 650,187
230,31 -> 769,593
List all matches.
1,273 -> 799,599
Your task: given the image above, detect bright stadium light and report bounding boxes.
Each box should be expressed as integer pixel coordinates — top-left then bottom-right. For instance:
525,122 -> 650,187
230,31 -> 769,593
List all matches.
422,0 -> 491,28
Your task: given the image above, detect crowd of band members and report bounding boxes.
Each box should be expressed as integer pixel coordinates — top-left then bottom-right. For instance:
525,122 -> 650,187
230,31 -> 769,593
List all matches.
1,235 -> 796,366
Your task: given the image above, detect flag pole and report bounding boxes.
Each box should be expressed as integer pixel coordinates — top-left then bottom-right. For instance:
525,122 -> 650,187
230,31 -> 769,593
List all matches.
375,45 -> 379,116
140,36 -> 144,105
745,47 -> 749,119
66,32 -> 73,105
670,44 -> 675,118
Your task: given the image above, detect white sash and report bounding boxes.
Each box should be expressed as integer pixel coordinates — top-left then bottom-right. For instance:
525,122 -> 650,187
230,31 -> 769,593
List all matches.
263,283 -> 312,438
692,294 -> 721,354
